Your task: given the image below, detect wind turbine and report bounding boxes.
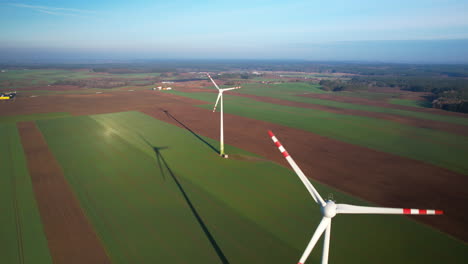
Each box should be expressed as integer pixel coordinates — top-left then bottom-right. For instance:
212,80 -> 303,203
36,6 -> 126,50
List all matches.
207,73 -> 241,158
267,130 -> 444,264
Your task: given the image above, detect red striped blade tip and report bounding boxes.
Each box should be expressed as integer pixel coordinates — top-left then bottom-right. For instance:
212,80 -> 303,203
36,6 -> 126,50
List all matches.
403,208 -> 444,215
268,130 -> 274,138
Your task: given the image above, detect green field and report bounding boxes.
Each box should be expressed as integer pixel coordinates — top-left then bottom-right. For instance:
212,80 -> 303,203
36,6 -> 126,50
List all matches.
167,91 -> 468,175
390,98 -> 432,108
331,90 -> 398,100
0,69 -> 97,89
229,83 -> 468,126
0,112 -> 71,124
231,82 -> 399,100
236,82 -> 327,96
0,124 -> 52,264
0,69 -> 160,91
36,111 -> 467,263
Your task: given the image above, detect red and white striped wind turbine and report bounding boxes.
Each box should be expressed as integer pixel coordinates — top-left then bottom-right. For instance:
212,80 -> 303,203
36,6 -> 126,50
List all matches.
267,130 -> 443,264
207,73 -> 241,158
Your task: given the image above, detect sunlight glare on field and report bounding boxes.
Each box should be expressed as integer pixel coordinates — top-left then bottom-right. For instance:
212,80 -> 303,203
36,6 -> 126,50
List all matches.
103,126 -> 117,138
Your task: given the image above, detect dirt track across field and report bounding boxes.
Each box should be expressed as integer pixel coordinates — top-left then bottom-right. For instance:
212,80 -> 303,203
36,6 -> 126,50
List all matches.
3,90 -> 467,242
17,122 -> 111,264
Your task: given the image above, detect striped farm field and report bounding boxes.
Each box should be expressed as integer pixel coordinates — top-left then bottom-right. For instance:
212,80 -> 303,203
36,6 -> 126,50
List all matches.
389,98 -> 433,108
230,83 -> 468,126
0,123 -> 52,264
34,111 -> 467,263
168,90 -> 468,175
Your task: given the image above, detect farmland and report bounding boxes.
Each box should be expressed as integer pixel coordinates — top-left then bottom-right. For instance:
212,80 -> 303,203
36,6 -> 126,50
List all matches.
168,90 -> 468,174
0,67 -> 467,264
227,82 -> 468,125
389,98 -> 433,108
0,69 -> 162,92
0,123 -> 52,264
0,112 -> 71,123
35,111 -> 467,263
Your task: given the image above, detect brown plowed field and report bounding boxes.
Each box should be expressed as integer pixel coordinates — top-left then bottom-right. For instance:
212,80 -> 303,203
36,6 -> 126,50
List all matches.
17,122 -> 111,264
2,90 -> 467,242
0,91 -> 201,116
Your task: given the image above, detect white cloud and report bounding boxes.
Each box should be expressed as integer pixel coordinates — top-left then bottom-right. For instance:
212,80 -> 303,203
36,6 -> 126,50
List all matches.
9,3 -> 94,17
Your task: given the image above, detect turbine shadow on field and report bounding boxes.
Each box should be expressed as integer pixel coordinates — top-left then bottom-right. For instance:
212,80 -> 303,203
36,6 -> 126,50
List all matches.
137,134 -> 168,181
154,146 -> 169,181
161,109 -> 219,155
151,146 -> 230,264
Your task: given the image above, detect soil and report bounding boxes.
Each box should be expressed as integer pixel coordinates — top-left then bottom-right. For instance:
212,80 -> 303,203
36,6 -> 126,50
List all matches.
17,122 -> 111,264
2,90 -> 467,242
168,80 -> 213,89
62,93 -> 115,98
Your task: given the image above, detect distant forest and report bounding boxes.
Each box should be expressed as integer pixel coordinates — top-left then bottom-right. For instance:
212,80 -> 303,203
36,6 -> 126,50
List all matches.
319,76 -> 468,113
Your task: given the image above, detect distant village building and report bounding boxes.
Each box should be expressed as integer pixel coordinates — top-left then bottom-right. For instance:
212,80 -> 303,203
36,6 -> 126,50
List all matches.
155,86 -> 172,91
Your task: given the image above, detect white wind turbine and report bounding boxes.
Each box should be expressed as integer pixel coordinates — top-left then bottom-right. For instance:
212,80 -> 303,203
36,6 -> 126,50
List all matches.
267,130 -> 444,264
208,73 -> 241,158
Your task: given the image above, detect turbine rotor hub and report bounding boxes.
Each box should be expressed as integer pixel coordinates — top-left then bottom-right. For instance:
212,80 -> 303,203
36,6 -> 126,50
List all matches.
322,200 -> 337,218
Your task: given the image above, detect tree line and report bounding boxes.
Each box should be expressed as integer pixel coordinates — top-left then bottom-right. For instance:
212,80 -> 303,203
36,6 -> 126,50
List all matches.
319,76 -> 468,113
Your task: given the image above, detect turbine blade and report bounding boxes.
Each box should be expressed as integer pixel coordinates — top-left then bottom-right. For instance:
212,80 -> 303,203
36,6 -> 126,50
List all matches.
221,86 -> 241,91
268,130 -> 326,206
336,204 -> 444,215
298,217 -> 331,264
213,93 -> 221,112
207,73 -> 221,90
321,222 -> 331,264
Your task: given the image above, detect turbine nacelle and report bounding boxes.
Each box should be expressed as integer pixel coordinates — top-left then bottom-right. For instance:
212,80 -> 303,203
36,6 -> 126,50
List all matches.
209,73 -> 241,113
217,86 -> 241,94
322,201 -> 337,218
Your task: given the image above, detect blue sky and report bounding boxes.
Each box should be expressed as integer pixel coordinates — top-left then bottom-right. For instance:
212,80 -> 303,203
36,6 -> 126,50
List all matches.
1,0 -> 468,63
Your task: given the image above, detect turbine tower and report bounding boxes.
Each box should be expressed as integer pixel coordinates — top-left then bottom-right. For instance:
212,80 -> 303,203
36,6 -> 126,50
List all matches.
267,130 -> 443,264
208,73 -> 241,158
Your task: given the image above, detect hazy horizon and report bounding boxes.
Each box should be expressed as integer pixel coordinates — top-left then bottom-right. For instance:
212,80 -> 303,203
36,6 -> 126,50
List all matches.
1,0 -> 468,64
